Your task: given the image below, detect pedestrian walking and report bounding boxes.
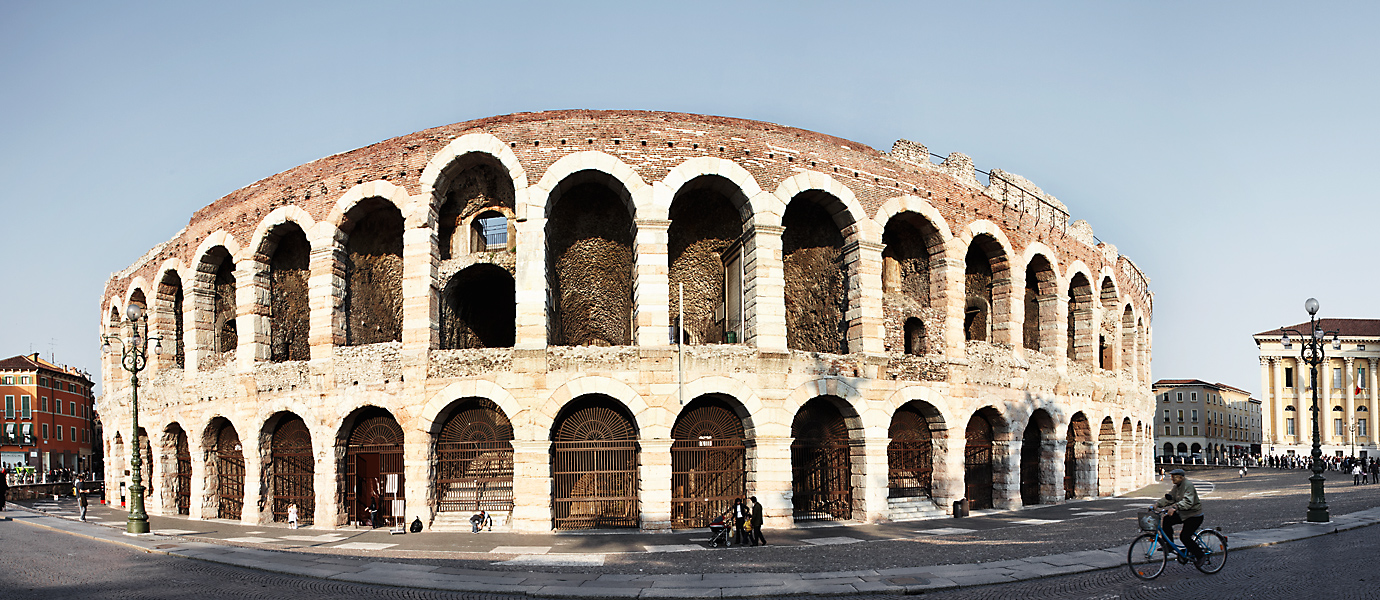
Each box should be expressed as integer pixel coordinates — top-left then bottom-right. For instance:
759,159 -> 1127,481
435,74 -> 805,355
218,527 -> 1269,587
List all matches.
1354,464 -> 1363,485
287,503 -> 299,529
78,489 -> 88,521
0,468 -> 8,511
731,498 -> 749,546
749,496 -> 766,547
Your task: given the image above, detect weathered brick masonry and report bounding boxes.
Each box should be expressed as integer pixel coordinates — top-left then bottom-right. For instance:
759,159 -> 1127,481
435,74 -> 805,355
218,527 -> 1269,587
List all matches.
99,110 -> 1154,532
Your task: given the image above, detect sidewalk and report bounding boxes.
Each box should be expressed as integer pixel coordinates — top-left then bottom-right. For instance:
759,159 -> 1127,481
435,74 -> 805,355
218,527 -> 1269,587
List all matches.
6,481 -> 1380,597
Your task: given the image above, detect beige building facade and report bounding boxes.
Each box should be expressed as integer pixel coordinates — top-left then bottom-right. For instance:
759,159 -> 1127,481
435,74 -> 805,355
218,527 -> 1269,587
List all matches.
1152,379 -> 1261,461
1256,319 -> 1380,459
98,111 -> 1155,532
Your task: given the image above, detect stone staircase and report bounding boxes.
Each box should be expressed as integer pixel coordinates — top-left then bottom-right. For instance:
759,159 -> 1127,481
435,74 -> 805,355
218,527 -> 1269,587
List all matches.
428,510 -> 511,532
887,496 -> 949,521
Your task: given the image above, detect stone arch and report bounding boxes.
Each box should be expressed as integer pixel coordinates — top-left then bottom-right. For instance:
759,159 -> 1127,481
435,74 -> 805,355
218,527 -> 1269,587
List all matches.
791,394 -> 865,521
1020,408 -> 1057,506
960,222 -> 1015,344
668,393 -> 752,528
430,151 -> 518,259
677,376 -> 765,438
879,203 -> 950,355
430,396 -> 516,517
544,168 -> 638,347
666,174 -> 751,345
336,405 -> 406,527
338,193 -> 406,346
248,206 -> 318,261
123,278 -> 149,312
661,157 -> 772,220
326,181 -> 416,232
419,132 -> 529,216
1064,412 -> 1094,499
258,410 -> 315,525
537,376 -> 659,439
549,393 -> 642,529
1065,263 -> 1096,365
1097,416 -> 1118,495
160,421 -> 192,515
420,380 -> 525,439
192,237 -> 241,365
781,187 -> 855,354
1022,252 -> 1060,354
875,386 -> 955,437
152,262 -> 187,369
532,151 -> 650,219
202,415 -> 246,521
887,398 -> 947,501
772,172 -> 875,241
964,405 -> 1010,510
780,378 -> 866,437
254,219 -> 313,362
1120,304 -> 1138,375
439,264 -> 515,349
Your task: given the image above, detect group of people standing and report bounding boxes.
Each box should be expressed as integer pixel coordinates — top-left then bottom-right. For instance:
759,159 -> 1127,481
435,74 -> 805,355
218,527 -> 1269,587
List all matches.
726,496 -> 766,547
1265,453 -> 1380,483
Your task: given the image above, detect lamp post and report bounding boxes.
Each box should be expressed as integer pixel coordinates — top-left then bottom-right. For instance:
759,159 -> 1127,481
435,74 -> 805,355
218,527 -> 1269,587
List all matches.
1349,421 -> 1358,459
101,303 -> 161,534
1280,297 -> 1339,523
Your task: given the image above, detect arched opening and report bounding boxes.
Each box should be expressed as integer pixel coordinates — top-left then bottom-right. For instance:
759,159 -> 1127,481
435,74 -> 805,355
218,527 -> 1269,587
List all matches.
440,264 -> 515,349
1021,409 -> 1055,506
882,212 -> 943,354
1120,419 -> 1134,482
266,223 -> 311,362
1121,306 -> 1136,374
546,172 -> 635,347
341,198 -> 404,346
1066,413 -> 1092,499
204,418 -> 244,520
436,154 -> 515,259
668,176 -> 747,345
888,402 -> 938,500
1163,442 -> 1173,458
155,271 -> 185,368
670,395 -> 747,529
1098,417 -> 1117,496
341,407 -> 404,527
903,318 -> 926,356
1190,442 -> 1202,455
1023,255 -> 1057,353
964,234 -> 1009,343
782,192 -> 849,354
1099,277 -> 1118,370
166,423 -> 191,515
792,396 -> 854,520
434,398 -> 514,516
550,395 -> 640,530
1067,273 -> 1093,364
195,246 -> 237,368
1177,443 -> 1188,455
965,408 -> 1000,510
268,413 -> 314,525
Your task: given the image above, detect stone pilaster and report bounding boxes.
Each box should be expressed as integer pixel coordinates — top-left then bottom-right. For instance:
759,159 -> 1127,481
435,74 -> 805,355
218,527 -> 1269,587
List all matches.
512,217 -> 547,349
846,241 -> 886,354
934,434 -> 966,513
239,435 -> 261,524
509,440 -> 552,531
238,259 -> 269,369
1346,357 -> 1356,450
743,225 -> 786,350
633,219 -> 671,347
638,438 -> 673,531
992,439 -> 1020,509
861,436 -> 890,521
752,436 -> 794,528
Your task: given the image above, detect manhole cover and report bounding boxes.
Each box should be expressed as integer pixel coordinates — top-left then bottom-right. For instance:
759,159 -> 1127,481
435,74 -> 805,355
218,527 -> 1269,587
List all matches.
887,577 -> 930,586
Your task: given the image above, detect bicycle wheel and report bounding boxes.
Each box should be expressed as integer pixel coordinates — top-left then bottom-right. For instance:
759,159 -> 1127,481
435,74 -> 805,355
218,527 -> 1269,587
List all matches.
1127,533 -> 1167,580
1194,530 -> 1228,574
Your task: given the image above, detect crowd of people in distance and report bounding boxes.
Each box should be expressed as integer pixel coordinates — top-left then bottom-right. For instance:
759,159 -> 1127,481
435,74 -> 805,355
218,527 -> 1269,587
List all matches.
1264,453 -> 1380,484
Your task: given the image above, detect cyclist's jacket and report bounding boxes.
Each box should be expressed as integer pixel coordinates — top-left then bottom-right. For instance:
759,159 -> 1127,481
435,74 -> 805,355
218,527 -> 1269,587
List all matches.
1154,478 -> 1202,518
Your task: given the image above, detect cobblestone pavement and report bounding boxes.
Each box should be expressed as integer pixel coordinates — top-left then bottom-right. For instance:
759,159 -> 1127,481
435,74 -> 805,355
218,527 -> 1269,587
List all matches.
4,467 -> 1380,598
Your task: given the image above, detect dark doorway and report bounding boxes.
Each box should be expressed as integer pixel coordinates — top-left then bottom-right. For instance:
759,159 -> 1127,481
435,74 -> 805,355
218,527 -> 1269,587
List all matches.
888,404 -> 933,498
550,396 -> 639,530
791,397 -> 853,520
670,397 -> 746,529
964,412 -> 996,510
172,425 -> 191,515
435,399 -> 514,514
212,422 -> 244,520
343,409 -> 404,528
270,415 -> 314,524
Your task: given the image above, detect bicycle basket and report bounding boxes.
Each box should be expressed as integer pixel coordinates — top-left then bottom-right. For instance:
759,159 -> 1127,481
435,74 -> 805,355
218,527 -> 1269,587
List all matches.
1137,511 -> 1159,532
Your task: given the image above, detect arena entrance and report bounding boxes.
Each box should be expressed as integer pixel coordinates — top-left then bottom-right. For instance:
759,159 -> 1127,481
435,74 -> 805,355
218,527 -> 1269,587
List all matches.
171,425 -> 191,515
888,403 -> 935,499
670,396 -> 746,529
270,415 -> 314,524
964,411 -> 996,510
343,409 -> 404,528
435,398 -> 514,515
210,420 -> 244,520
1020,409 -> 1054,506
791,397 -> 853,521
551,396 -> 639,530
1066,413 -> 1091,499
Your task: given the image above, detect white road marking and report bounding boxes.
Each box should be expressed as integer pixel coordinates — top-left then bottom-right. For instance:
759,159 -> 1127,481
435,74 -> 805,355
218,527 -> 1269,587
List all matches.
803,536 -> 862,545
490,546 -> 551,554
644,544 -> 702,552
223,537 -> 281,543
331,542 -> 397,550
155,529 -> 199,536
912,527 -> 976,536
495,554 -> 605,567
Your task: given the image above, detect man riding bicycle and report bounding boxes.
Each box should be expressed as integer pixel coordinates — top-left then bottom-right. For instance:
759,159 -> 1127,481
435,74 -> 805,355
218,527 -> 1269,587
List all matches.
1154,468 -> 1205,567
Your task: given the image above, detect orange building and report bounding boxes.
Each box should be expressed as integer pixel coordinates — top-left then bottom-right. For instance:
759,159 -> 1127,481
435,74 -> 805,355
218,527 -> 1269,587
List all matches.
0,354 -> 96,474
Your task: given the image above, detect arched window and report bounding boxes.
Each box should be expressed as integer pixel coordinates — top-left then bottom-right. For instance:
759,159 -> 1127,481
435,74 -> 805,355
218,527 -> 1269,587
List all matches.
469,211 -> 509,253
903,318 -> 925,356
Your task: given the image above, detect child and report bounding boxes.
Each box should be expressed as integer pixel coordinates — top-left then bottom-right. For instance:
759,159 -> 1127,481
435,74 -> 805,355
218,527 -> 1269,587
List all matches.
287,503 -> 299,529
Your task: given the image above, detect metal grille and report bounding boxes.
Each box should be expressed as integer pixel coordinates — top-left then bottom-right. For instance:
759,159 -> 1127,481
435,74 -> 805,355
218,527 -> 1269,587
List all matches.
791,400 -> 852,520
271,417 -> 314,524
552,405 -> 639,530
344,413 -> 405,527
436,399 -> 514,513
670,401 -> 745,529
175,429 -> 191,515
887,407 -> 933,498
964,416 -> 994,510
215,425 -> 244,520
1020,425 -> 1041,505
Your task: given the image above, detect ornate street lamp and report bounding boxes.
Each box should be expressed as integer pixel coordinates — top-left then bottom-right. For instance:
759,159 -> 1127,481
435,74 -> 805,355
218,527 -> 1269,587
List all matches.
1280,297 -> 1338,523
101,303 -> 161,534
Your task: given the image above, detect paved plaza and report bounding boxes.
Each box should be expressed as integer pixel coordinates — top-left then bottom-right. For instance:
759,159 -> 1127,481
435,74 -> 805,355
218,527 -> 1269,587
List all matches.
4,467 -> 1380,597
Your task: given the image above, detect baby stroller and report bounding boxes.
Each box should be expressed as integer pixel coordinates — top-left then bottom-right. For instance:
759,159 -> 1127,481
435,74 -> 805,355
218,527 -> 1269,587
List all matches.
707,515 -> 732,547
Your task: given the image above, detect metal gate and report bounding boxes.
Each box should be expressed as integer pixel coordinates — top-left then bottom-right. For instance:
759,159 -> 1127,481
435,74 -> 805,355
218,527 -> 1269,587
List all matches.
670,400 -> 745,529
214,424 -> 244,520
552,404 -> 639,530
964,416 -> 994,510
271,417 -> 314,524
887,407 -> 932,498
1020,425 -> 1041,505
435,399 -> 514,514
175,429 -> 191,515
791,399 -> 852,521
344,413 -> 405,527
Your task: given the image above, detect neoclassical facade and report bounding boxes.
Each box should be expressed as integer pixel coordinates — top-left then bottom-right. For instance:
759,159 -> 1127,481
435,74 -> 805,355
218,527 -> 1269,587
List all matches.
1256,319 -> 1380,458
99,110 -> 1154,532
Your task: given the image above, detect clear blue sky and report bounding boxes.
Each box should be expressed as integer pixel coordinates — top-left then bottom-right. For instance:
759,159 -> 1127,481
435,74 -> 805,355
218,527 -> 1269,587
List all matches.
3,1 -> 1376,396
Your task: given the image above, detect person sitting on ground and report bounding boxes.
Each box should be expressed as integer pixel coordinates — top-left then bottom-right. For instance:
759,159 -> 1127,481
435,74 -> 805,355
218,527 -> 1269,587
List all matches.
470,510 -> 490,533
1154,469 -> 1206,567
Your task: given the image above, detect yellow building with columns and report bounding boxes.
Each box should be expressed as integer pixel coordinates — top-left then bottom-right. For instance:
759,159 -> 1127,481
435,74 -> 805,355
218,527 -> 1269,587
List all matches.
1255,319 -> 1380,459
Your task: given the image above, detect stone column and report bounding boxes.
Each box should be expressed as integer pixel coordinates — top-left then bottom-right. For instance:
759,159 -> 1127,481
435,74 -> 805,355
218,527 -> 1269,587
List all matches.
992,439 -> 1020,509
753,436 -> 794,528
400,226 -> 436,386
933,433 -> 966,513
743,225 -> 786,350
638,438 -> 673,531
938,255 -> 968,379
237,259 -> 269,370
633,219 -> 671,348
509,440 -> 552,532
861,436 -> 890,521
512,216 -> 547,349
240,434 -> 261,524
846,241 -> 886,355
1370,358 -> 1378,449
1295,358 -> 1306,448
1051,287 -> 1069,373
402,425 -> 430,532
1261,357 -> 1274,444
1045,438 -> 1067,504
1271,358 -> 1284,445
312,436 -> 335,530
1346,357 -> 1356,453
1320,360 -> 1332,445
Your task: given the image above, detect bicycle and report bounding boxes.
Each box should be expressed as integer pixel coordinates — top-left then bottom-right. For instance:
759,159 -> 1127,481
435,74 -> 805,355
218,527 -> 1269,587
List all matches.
1127,508 -> 1228,579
